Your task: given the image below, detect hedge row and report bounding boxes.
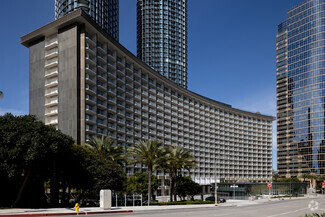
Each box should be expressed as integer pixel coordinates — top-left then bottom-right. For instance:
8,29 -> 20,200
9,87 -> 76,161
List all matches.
302,214 -> 325,217
147,200 -> 215,205
271,194 -> 304,199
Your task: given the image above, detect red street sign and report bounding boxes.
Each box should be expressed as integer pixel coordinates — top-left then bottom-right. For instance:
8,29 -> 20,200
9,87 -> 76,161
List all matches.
267,182 -> 272,189
322,182 -> 325,188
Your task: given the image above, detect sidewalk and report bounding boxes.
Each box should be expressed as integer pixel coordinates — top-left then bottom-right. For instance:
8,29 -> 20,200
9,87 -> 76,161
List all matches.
0,196 -> 313,217
219,195 -> 321,207
0,207 -> 133,217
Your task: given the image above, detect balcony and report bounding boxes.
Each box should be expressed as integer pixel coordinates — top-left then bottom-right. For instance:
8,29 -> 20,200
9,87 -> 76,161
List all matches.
97,63 -> 107,74
107,59 -> 115,69
45,106 -> 58,116
85,75 -> 96,86
45,67 -> 58,78
45,117 -> 58,125
86,53 -> 96,65
97,73 -> 107,82
45,78 -> 58,88
85,86 -> 96,96
45,36 -> 58,50
97,54 -> 107,63
85,117 -> 96,125
85,64 -> 96,76
86,43 -> 96,56
85,125 -> 96,133
45,98 -> 58,106
85,95 -> 96,105
45,87 -> 58,97
85,107 -> 96,115
45,58 -> 58,69
97,42 -> 106,54
45,47 -> 58,59
85,33 -> 96,46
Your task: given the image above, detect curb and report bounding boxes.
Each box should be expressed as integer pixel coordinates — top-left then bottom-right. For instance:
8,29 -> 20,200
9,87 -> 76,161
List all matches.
0,210 -> 133,217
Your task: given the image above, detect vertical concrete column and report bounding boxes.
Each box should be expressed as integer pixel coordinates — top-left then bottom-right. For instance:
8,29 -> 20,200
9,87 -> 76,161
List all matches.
100,190 -> 112,210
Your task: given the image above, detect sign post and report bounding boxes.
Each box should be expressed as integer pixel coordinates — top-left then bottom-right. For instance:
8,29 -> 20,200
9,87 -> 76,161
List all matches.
267,182 -> 272,200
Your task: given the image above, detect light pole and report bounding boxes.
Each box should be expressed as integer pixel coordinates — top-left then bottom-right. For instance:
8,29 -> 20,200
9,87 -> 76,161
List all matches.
0,91 -> 3,100
290,176 -> 292,196
214,168 -> 219,205
230,184 -> 238,200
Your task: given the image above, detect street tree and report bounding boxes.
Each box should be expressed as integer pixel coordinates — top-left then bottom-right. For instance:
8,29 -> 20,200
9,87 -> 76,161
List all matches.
126,173 -> 159,197
300,173 -> 309,182
86,135 -> 126,166
273,173 -> 281,182
0,113 -> 74,207
160,145 -> 197,201
127,139 -> 164,203
175,176 -> 201,200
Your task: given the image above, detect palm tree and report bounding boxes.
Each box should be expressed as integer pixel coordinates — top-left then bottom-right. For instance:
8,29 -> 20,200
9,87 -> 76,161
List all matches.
300,173 -> 309,182
86,135 -> 125,166
273,173 -> 281,182
161,145 -> 197,201
127,139 -> 164,203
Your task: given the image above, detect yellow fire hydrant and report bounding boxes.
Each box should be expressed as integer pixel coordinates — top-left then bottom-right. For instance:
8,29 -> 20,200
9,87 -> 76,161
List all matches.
74,203 -> 80,213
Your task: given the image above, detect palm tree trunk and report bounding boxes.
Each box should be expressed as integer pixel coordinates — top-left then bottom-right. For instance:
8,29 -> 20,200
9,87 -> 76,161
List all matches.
173,174 -> 177,201
148,167 -> 152,204
169,175 -> 173,202
173,169 -> 177,201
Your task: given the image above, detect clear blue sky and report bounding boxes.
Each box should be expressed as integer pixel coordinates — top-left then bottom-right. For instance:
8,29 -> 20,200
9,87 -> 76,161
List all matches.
0,0 -> 305,170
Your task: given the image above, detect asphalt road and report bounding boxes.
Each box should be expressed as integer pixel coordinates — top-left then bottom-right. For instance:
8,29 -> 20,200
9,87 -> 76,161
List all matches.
62,198 -> 325,217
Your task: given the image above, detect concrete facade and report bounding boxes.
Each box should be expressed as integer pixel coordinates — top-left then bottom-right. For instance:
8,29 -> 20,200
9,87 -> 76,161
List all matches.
58,25 -> 79,141
29,39 -> 45,122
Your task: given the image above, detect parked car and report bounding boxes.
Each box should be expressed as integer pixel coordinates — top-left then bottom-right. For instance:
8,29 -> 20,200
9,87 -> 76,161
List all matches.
205,196 -> 226,203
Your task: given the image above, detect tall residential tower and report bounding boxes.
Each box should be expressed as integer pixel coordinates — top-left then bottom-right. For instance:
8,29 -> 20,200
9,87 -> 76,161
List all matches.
277,0 -> 325,177
55,0 -> 119,40
137,0 -> 188,88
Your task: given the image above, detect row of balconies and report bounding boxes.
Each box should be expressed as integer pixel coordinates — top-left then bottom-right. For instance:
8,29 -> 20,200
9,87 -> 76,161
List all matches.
83,33 -> 273,161
85,77 -> 272,129
44,35 -> 59,128
84,117 -> 271,148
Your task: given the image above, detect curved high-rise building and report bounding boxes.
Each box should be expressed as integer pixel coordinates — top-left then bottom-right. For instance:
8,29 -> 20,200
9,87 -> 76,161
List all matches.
22,10 -> 274,186
137,0 -> 188,88
277,0 -> 325,177
55,0 -> 119,40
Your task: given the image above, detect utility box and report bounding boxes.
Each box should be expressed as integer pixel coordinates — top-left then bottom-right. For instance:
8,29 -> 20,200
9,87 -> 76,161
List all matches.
100,190 -> 111,210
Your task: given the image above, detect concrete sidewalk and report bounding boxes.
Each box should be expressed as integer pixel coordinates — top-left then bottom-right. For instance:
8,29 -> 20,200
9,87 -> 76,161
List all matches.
0,207 -> 133,216
0,197 -> 312,216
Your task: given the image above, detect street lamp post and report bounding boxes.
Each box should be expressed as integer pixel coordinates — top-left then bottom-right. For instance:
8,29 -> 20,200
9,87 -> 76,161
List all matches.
290,176 -> 292,197
214,168 -> 219,205
0,91 -> 3,100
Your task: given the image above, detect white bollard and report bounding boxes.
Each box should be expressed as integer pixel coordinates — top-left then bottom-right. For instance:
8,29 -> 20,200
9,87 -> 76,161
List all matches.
100,190 -> 112,210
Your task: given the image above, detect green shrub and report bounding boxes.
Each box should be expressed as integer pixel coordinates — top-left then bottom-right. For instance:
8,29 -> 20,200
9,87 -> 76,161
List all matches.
147,200 -> 214,206
301,214 -> 325,217
271,194 -> 304,199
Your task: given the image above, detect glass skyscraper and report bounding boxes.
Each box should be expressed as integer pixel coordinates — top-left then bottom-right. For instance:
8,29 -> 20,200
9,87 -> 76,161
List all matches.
55,0 -> 119,40
137,0 -> 188,88
277,0 -> 325,177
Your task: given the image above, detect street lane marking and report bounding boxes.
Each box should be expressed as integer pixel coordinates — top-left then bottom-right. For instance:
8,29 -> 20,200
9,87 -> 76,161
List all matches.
265,207 -> 309,217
